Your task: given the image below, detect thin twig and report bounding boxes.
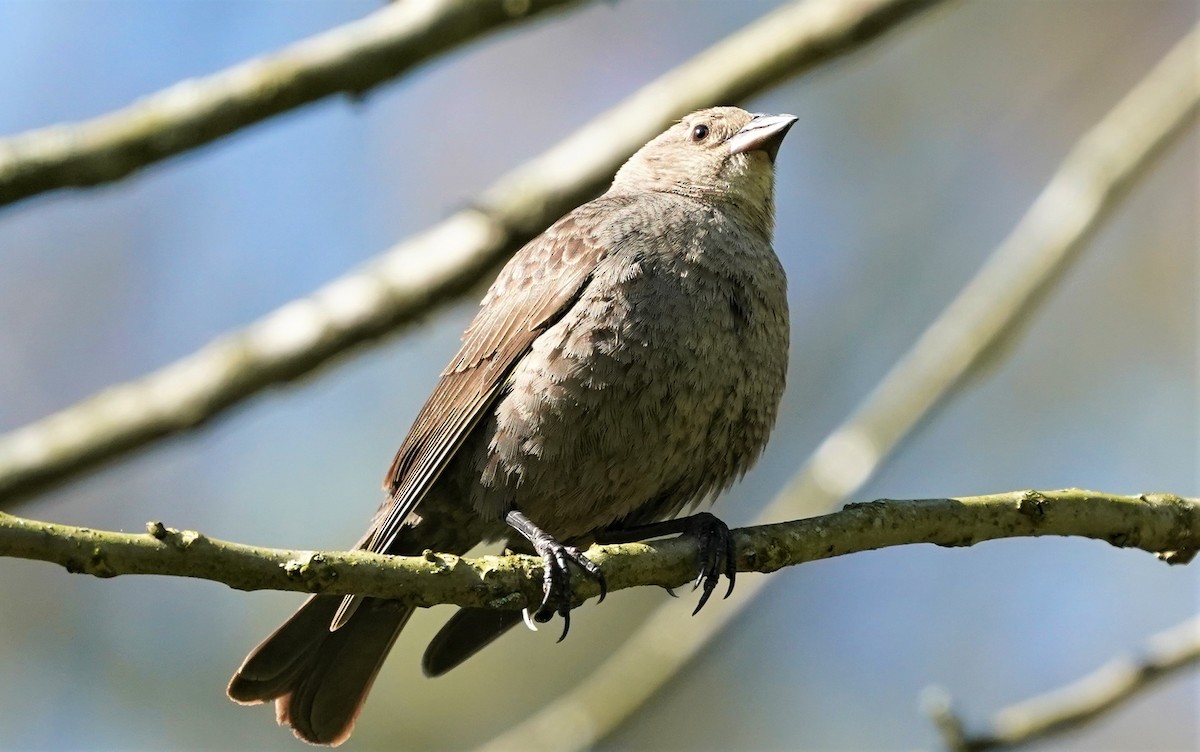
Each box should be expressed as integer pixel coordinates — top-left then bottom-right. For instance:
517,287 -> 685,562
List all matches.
0,0 -> 588,208
927,615 -> 1200,751
480,23 -> 1200,752
0,0 -> 947,505
0,490 -> 1194,610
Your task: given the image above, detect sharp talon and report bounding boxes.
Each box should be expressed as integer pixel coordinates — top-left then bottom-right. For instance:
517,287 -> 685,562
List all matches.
594,569 -> 608,603
664,586 -> 679,598
556,610 -> 571,643
693,571 -> 704,590
723,531 -> 737,599
522,608 -> 539,632
693,577 -> 717,615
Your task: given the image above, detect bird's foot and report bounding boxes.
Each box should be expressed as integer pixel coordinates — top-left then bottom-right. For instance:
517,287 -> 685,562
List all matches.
686,512 -> 738,615
596,511 -> 737,615
505,510 -> 607,643
529,538 -> 606,642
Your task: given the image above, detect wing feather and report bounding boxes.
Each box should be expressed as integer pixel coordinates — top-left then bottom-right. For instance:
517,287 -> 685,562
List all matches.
363,199 -> 625,556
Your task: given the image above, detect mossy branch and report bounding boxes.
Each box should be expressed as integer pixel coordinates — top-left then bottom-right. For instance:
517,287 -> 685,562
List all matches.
1,490 -> 1194,611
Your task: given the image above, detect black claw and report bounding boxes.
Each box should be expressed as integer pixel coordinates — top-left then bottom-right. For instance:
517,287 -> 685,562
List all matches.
555,610 -> 571,643
688,512 -> 737,615
506,510 -> 605,640
595,511 -> 737,614
692,575 -> 717,616
722,525 -> 737,599
530,544 -> 601,631
663,586 -> 679,598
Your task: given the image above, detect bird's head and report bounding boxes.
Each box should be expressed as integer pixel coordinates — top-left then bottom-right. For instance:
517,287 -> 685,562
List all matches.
610,106 -> 797,235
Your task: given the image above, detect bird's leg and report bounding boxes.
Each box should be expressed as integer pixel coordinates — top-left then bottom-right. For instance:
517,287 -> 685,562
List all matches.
596,512 -> 737,615
503,509 -> 606,642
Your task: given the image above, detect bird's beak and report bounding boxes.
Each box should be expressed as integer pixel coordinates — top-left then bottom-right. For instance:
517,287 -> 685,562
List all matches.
727,113 -> 798,162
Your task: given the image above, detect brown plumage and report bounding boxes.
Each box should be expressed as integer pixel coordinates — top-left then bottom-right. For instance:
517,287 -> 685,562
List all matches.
228,106 -> 795,746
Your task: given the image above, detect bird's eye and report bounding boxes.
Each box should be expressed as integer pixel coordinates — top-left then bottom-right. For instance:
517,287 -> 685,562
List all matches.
691,124 -> 710,142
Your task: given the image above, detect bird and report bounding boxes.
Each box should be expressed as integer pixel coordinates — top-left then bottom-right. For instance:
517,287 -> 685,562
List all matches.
227,106 -> 795,746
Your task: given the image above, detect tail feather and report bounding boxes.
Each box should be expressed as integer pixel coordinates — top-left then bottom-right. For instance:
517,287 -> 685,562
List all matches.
422,607 -> 524,678
229,595 -> 412,746
228,595 -> 337,703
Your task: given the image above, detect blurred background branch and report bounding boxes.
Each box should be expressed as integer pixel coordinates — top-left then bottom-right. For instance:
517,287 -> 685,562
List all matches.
926,615 -> 1200,751
0,0 -> 947,507
2,489 -> 1193,607
0,0 -> 590,209
480,22 -> 1200,752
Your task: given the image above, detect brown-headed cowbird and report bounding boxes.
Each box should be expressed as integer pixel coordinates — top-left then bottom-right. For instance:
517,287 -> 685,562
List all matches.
227,106 -> 795,746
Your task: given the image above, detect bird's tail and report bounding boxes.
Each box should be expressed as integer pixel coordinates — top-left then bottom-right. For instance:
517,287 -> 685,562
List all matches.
228,594 -> 412,747
422,606 -> 524,677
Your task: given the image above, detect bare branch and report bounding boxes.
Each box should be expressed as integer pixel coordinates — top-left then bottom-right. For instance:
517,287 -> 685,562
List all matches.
481,22 -> 1200,752
0,0 -> 947,505
0,0 -> 589,208
926,615 -> 1200,752
0,490 -> 1194,610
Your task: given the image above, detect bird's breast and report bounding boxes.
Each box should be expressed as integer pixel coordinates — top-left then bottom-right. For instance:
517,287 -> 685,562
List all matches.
466,213 -> 789,540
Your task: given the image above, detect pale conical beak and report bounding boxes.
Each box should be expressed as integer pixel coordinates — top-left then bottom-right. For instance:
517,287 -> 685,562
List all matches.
727,113 -> 798,162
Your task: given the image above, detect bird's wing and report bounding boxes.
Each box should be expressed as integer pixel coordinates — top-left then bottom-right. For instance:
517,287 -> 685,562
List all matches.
364,199 -> 622,556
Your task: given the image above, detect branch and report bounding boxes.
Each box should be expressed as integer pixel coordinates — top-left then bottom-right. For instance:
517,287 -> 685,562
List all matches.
0,0 -> 948,506
481,22 -> 1200,752
0,490 -> 1195,609
0,0 -> 588,208
926,615 -> 1200,752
